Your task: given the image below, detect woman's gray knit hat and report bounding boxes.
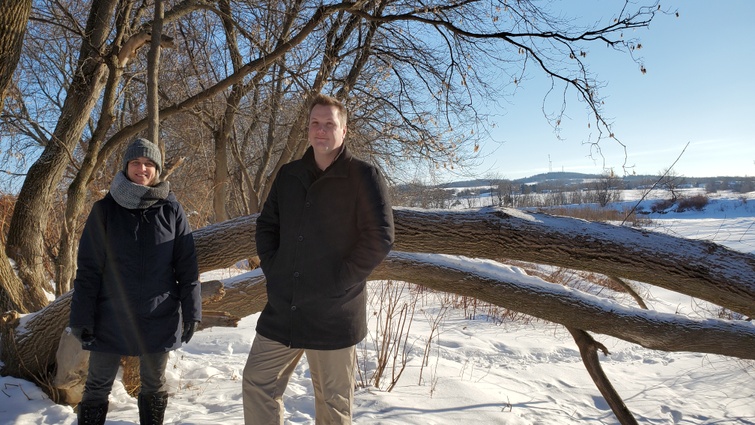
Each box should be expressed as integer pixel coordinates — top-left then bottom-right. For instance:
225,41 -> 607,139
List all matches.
122,138 -> 162,173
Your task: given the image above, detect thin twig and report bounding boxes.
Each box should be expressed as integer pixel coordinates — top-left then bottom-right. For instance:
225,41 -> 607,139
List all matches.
621,142 -> 689,225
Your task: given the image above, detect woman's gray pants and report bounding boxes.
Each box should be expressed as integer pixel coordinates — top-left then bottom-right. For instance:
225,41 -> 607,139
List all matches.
82,351 -> 169,403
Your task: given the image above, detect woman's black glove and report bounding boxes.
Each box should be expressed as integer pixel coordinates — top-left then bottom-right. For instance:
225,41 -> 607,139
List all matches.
69,326 -> 95,346
181,321 -> 199,343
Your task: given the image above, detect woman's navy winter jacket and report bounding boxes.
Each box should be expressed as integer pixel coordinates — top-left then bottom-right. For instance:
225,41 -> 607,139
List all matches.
69,192 -> 201,356
255,146 -> 394,350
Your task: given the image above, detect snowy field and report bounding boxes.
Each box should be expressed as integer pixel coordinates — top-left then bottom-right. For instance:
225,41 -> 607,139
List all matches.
1,190 -> 753,424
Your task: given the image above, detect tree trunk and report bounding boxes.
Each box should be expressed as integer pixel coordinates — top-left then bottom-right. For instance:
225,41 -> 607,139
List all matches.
4,165 -> 55,310
202,273 -> 268,319
193,209 -> 755,319
201,251 -> 755,360
389,208 -> 755,318
211,89 -> 241,222
0,0 -> 30,309
210,0 -> 246,223
0,245 -> 27,313
0,291 -> 73,384
147,0 -> 164,147
212,127 -> 230,222
0,0 -> 32,110
54,54 -> 123,296
6,0 -> 119,310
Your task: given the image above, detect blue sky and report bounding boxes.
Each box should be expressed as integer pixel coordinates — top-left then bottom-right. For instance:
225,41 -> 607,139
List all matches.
469,0 -> 755,180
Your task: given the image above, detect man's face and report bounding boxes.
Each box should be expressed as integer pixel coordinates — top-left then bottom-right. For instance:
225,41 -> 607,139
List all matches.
308,104 -> 346,156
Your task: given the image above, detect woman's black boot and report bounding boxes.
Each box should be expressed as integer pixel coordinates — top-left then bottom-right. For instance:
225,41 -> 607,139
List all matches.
138,391 -> 169,425
77,400 -> 108,425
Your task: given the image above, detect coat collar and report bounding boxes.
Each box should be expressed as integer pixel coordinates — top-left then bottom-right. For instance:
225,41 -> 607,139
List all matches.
300,145 -> 352,179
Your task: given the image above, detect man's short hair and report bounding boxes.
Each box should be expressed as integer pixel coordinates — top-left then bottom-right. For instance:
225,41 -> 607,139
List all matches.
309,93 -> 348,127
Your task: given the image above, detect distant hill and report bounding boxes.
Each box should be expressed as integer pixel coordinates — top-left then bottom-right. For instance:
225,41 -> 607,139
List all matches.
434,172 -> 752,191
439,172 -> 636,188
514,172 -> 596,184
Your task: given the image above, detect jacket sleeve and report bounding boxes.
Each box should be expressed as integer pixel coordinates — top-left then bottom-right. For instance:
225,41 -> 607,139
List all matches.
255,172 -> 281,275
173,201 -> 201,323
70,202 -> 107,328
340,164 -> 395,284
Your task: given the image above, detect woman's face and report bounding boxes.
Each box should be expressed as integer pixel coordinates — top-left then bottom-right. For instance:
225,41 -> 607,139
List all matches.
127,157 -> 158,186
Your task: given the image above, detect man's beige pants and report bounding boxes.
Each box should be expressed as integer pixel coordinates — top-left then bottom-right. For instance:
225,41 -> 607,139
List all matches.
242,334 -> 356,425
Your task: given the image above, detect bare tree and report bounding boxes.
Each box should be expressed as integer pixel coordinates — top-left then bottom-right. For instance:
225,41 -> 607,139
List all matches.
1,9 -> 690,420
1,0 -> 669,311
590,169 -> 622,207
0,0 -> 31,111
4,0 -> 121,310
52,2 -> 179,296
657,167 -> 685,202
0,0 -> 32,313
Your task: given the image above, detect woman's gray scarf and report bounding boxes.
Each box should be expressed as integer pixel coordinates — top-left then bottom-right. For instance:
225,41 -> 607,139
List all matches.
110,171 -> 170,209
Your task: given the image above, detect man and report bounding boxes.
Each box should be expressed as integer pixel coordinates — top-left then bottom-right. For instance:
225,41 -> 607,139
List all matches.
244,94 -> 394,424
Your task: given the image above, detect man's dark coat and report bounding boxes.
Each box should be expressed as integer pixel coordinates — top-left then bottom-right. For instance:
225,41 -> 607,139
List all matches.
255,146 -> 395,350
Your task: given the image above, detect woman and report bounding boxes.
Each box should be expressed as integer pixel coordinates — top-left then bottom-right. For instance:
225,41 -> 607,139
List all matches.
68,138 -> 201,425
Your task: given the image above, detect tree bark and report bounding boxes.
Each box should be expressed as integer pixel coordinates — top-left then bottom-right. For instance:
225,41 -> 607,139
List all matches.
0,0 -> 31,110
0,247 -> 27,313
210,0 -> 245,223
202,272 -> 268,319
1,291 -> 73,380
390,208 -> 755,318
212,117 -> 231,222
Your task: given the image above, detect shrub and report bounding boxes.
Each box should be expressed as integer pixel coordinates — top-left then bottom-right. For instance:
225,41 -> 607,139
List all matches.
676,195 -> 709,212
542,206 -> 646,225
650,199 -> 675,213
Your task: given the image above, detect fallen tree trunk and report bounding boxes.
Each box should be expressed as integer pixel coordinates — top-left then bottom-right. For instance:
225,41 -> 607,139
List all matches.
3,206 -> 754,405
194,208 -> 755,318
204,252 -> 755,360
0,280 -> 234,402
201,272 -> 267,317
1,291 -> 73,380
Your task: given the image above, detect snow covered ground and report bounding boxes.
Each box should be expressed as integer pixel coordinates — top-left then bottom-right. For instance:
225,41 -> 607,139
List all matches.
1,190 -> 753,424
